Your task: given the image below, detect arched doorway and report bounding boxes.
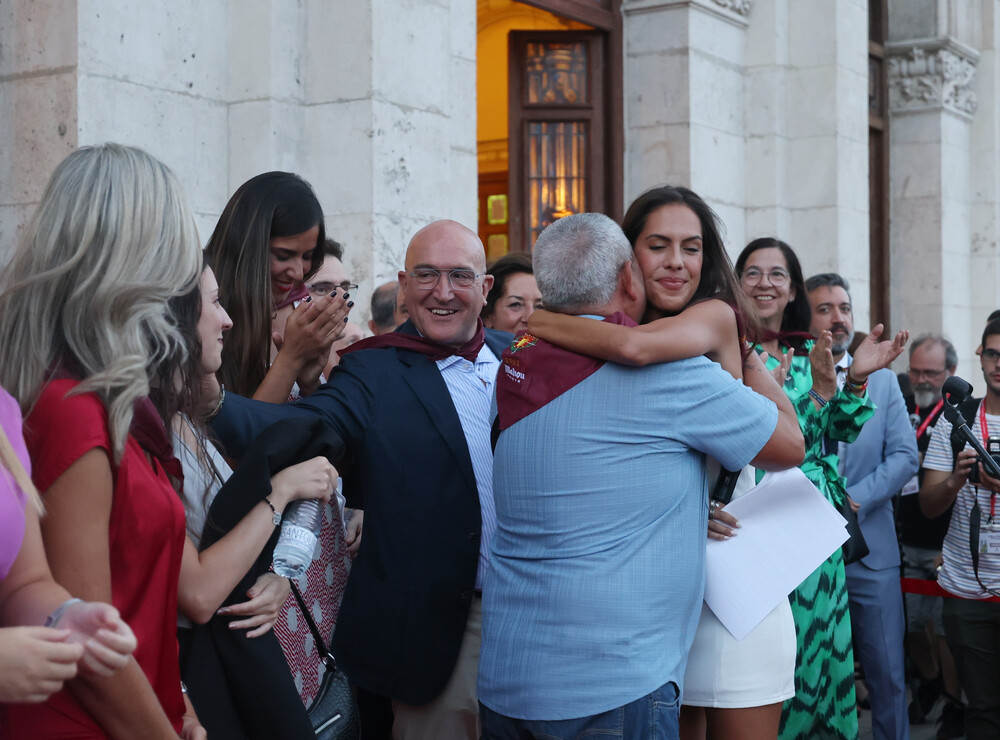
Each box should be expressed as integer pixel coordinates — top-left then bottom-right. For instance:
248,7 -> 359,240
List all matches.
476,0 -> 622,258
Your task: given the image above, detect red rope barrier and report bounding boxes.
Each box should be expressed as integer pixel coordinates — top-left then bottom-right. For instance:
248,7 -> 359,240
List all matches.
900,577 -> 1000,602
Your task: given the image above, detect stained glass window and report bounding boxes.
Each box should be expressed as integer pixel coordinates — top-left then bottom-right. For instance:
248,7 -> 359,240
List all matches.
527,121 -> 587,245
525,42 -> 588,105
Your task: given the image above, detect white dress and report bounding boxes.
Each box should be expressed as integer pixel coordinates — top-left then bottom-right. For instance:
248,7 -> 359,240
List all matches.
682,467 -> 797,708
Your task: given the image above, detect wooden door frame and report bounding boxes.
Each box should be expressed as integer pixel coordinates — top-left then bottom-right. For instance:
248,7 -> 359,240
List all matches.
506,0 -> 623,251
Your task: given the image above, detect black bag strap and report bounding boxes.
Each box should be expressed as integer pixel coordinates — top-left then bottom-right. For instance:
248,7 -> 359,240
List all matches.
289,581 -> 338,670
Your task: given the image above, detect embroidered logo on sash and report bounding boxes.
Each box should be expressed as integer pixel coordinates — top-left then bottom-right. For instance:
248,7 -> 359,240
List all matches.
509,333 -> 538,353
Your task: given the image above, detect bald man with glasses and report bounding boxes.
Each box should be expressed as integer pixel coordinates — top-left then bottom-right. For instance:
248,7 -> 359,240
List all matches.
209,220 -> 512,740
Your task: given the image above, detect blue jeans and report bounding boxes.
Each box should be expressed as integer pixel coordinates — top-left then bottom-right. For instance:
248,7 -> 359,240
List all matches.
479,681 -> 680,740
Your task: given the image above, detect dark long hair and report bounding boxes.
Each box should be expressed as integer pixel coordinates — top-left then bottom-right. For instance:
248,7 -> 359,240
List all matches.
161,255 -> 227,532
205,172 -> 326,396
621,185 -> 758,343
735,237 -> 811,351
483,252 -> 534,321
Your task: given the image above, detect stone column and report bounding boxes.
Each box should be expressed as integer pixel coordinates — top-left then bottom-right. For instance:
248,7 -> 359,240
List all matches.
887,13 -> 981,377
622,0 -> 751,251
744,0 -> 871,323
0,0 -> 78,259
297,0 -> 478,298
970,1 -> 1000,353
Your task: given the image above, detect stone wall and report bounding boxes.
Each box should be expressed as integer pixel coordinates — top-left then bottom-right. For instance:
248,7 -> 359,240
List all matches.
0,0 -> 479,322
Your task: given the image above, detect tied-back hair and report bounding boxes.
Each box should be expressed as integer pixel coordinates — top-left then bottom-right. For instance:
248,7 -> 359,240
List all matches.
622,185 -> 759,345
205,172 -> 326,398
735,236 -> 811,351
0,423 -> 43,514
0,143 -> 202,461
483,252 -> 534,320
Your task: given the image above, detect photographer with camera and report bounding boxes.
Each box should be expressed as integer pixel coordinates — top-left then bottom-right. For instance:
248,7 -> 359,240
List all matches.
919,318 -> 1000,740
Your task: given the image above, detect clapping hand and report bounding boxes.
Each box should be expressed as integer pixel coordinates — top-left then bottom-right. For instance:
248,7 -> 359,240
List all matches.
849,324 -> 909,382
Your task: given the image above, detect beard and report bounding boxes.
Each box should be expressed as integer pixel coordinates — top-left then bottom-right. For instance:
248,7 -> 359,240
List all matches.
913,384 -> 939,409
831,327 -> 855,357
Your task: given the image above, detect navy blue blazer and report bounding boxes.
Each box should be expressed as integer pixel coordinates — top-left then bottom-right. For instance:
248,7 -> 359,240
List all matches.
841,366 -> 919,570
211,323 -> 512,705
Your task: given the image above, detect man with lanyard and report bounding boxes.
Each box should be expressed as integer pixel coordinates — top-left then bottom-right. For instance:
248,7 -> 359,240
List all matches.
920,318 -> 1000,740
806,273 -> 918,740
479,213 -> 804,737
897,334 -> 965,733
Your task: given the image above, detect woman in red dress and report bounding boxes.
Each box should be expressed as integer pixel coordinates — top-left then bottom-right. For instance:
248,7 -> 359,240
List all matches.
0,144 -> 205,739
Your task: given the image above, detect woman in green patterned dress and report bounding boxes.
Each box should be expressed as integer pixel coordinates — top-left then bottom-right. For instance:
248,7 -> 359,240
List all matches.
735,237 -> 904,740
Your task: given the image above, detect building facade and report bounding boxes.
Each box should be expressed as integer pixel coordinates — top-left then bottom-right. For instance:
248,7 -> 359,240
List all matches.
2,0 -> 999,386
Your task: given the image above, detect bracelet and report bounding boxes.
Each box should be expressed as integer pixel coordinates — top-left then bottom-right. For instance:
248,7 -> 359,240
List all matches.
205,384 -> 226,421
844,371 -> 868,394
44,598 -> 82,628
808,388 -> 828,407
264,496 -> 282,526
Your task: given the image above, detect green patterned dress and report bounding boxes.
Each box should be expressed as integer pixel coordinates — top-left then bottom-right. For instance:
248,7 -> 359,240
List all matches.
760,343 -> 874,740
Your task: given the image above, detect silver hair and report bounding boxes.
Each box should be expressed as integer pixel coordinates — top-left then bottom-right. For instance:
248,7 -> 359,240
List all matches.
910,333 -> 958,370
0,143 -> 202,460
532,213 -> 633,313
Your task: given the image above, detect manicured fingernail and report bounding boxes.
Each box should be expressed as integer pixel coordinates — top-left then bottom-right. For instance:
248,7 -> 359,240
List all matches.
342,293 -> 350,300
329,291 -> 338,297
343,317 -> 348,323
304,296 -> 312,302
347,301 -> 355,308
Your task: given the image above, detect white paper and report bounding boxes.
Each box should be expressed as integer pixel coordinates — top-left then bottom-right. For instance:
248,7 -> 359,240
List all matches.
704,468 -> 849,641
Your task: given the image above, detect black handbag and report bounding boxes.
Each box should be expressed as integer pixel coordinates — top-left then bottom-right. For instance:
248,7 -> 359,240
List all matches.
290,582 -> 360,740
838,496 -> 869,565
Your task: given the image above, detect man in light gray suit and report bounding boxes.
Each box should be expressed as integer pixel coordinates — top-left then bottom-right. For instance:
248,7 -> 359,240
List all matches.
807,273 -> 919,740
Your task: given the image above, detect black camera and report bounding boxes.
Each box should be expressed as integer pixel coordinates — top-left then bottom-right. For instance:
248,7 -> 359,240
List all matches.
969,435 -> 1000,484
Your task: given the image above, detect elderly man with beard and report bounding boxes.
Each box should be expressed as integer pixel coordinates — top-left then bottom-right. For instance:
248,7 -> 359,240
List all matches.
807,273 -> 918,740
896,335 -> 966,734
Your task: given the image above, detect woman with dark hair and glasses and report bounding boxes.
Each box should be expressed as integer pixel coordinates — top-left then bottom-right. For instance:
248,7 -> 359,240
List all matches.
735,237 -> 906,740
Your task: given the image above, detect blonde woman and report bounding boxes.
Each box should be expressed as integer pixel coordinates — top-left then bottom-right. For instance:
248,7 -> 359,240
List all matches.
0,385 -> 136,704
0,144 -> 205,739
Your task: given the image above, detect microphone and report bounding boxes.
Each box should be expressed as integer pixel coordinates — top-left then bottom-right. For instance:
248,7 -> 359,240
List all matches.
943,376 -> 973,406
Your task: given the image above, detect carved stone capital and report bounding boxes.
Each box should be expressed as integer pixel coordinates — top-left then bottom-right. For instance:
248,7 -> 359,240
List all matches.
623,0 -> 751,27
709,0 -> 751,16
886,39 -> 979,118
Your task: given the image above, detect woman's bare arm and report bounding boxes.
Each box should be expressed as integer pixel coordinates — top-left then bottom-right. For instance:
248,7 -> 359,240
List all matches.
177,456 -> 335,624
39,449 -> 180,740
526,299 -> 743,379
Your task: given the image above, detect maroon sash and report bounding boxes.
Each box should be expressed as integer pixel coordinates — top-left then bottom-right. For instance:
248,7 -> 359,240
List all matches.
339,319 -> 486,363
497,312 -> 636,431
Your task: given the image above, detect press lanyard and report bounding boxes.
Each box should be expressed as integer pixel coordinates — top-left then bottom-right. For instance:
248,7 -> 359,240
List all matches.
915,400 -> 944,441
980,402 -> 997,522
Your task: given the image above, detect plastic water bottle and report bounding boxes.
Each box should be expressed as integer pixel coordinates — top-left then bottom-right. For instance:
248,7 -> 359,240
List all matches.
272,500 -> 322,578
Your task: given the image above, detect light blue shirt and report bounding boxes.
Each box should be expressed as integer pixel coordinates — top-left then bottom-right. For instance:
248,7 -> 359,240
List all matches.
436,344 -> 499,589
479,354 -> 778,719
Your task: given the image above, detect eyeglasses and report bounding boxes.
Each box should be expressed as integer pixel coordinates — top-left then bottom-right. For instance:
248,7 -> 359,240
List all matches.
983,349 -> 1000,364
409,268 -> 482,290
307,281 -> 358,295
908,366 -> 948,381
740,267 -> 790,287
